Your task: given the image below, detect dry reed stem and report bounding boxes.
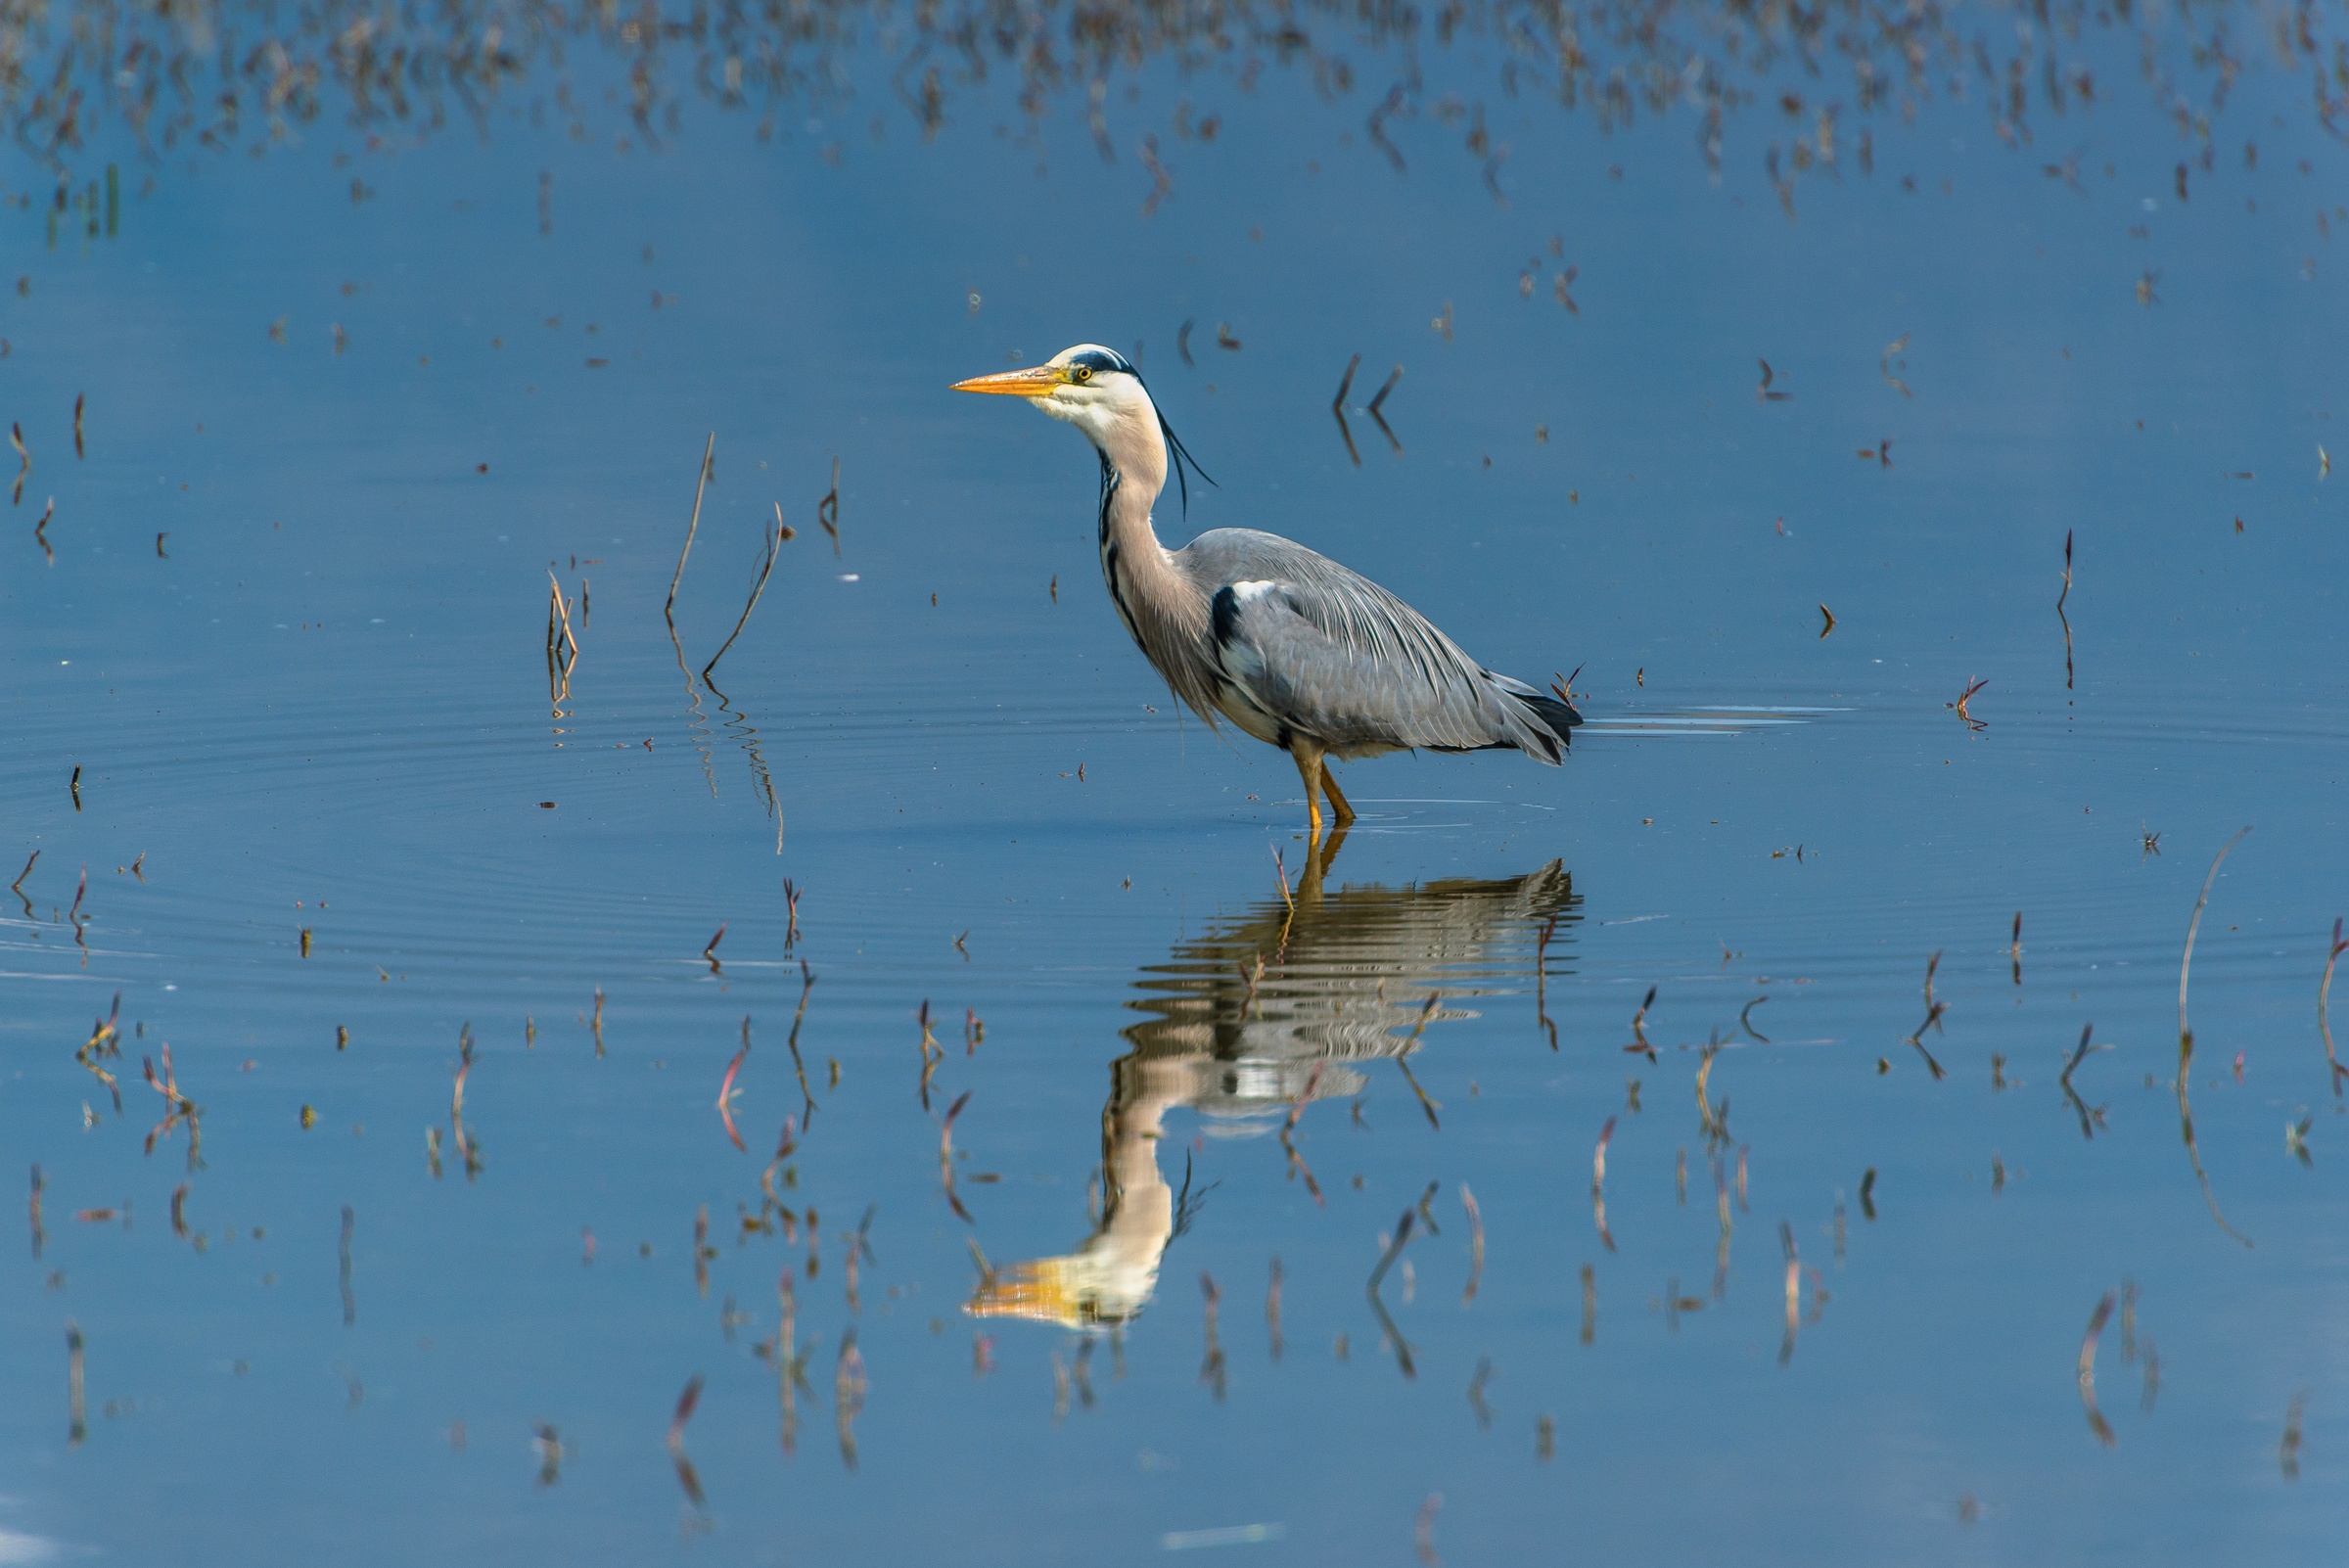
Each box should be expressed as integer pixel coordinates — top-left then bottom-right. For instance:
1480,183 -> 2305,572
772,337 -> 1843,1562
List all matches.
667,435 -> 715,618
2179,826 -> 2253,1084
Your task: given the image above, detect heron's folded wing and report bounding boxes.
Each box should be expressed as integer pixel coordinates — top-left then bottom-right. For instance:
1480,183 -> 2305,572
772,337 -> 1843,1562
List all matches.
1208,576 -> 1531,755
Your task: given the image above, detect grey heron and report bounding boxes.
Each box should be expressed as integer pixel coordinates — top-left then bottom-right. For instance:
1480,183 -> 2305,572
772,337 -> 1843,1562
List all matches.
955,344 -> 1583,835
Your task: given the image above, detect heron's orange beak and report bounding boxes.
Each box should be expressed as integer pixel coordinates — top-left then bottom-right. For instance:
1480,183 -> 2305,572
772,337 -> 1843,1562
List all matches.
951,364 -> 1063,397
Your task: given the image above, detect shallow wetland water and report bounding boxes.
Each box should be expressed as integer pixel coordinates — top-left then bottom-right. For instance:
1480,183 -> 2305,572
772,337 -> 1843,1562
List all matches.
2,3 -> 2347,1560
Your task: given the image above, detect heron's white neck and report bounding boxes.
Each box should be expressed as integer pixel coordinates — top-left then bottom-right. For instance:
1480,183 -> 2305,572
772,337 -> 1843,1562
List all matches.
1038,379 -> 1216,714
1042,376 -> 1171,530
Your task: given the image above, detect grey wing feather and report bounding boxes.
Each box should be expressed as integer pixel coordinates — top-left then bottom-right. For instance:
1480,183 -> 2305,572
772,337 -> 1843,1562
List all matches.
1178,529 -> 1570,762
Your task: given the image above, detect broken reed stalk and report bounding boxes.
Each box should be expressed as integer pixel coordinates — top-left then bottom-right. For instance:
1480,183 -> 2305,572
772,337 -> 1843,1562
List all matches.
702,505 -> 784,682
817,459 -> 841,556
2178,826 -> 2253,1085
1367,1208 -> 1415,1295
667,435 -> 715,620
1331,353 -> 1362,468
668,1373 -> 708,1507
717,1017 -> 751,1152
1590,1115 -> 1618,1252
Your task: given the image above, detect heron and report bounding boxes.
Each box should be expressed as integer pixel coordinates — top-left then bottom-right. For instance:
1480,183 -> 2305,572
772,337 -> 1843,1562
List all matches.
954,344 -> 1582,835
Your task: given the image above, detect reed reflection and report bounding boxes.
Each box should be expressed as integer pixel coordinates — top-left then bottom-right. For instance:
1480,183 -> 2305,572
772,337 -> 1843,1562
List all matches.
967,844 -> 1579,1329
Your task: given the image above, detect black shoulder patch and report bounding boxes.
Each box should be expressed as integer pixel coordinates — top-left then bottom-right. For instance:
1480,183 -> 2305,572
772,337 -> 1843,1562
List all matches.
1209,584 -> 1242,648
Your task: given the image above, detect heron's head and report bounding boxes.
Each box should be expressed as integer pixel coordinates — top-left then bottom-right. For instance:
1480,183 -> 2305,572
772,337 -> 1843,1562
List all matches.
952,344 -> 1146,439
954,343 -> 1215,509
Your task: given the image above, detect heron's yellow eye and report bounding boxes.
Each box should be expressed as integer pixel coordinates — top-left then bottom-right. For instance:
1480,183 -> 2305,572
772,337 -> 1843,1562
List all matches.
1071,363 -> 1092,383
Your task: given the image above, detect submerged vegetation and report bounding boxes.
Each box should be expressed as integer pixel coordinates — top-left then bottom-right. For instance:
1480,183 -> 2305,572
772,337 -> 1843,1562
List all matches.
1,0 -> 2343,192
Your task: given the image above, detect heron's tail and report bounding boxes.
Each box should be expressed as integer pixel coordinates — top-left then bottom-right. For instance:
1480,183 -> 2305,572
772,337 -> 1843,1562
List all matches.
1483,676 -> 1582,764
1521,690 -> 1584,739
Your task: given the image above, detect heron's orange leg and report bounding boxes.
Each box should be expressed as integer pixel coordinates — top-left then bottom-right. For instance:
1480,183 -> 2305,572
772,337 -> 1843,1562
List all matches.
1291,746 -> 1325,839
1320,762 -> 1358,827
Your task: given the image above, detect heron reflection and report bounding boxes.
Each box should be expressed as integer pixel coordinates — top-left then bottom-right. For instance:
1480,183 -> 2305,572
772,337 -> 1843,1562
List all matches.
966,849 -> 1580,1329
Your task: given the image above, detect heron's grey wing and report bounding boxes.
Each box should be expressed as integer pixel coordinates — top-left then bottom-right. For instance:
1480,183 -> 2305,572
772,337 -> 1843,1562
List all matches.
1180,529 -> 1571,761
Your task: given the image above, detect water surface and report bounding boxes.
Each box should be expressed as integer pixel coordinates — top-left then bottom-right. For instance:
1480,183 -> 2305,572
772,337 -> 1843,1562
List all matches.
3,7 -> 2347,1561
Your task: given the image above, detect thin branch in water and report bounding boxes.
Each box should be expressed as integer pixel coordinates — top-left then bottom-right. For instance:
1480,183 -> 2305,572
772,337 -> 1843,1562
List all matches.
1331,353 -> 1361,468
1267,1256 -> 1284,1360
1590,1115 -> 1618,1253
1367,1207 -> 1415,1295
702,505 -> 786,682
783,961 -> 817,1125
1903,1000 -> 1949,1081
2179,826 -> 2253,1087
2059,1023 -> 2108,1140
2078,1289 -> 2117,1448
2176,1072 -> 2254,1249
1536,914 -> 1560,1049
817,458 -> 841,556
667,435 -> 714,619
940,1090 -> 974,1224
717,1016 -> 751,1152
1366,365 -> 1405,454
1624,985 -> 1658,1062
2318,918 -> 2347,1096
1459,1183 -> 1484,1304
1279,1061 -> 1326,1206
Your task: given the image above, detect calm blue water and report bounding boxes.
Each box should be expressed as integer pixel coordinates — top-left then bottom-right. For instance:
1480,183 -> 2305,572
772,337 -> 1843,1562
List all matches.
3,11 -> 2346,1562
